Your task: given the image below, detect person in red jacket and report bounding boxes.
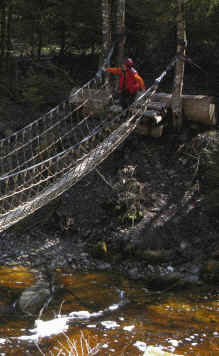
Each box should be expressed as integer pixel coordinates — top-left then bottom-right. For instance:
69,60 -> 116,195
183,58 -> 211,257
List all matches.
105,58 -> 145,109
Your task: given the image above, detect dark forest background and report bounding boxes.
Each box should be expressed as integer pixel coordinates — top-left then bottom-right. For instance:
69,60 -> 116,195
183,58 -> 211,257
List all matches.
0,0 -> 218,130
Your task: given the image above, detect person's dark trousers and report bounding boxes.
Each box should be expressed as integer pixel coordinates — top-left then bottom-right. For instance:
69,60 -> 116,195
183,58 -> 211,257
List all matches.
120,90 -> 137,110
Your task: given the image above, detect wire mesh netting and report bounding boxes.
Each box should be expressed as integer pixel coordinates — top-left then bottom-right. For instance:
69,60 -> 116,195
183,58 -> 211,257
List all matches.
0,48 -> 176,232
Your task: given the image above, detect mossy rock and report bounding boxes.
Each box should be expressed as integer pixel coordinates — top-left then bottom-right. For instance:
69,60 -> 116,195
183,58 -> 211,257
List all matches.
91,241 -> 108,259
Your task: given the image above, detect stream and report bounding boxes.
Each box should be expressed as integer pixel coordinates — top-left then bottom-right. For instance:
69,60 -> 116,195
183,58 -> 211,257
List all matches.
0,266 -> 218,355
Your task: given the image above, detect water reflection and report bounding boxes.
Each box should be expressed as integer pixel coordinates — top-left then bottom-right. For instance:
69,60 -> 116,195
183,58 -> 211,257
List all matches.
0,267 -> 218,355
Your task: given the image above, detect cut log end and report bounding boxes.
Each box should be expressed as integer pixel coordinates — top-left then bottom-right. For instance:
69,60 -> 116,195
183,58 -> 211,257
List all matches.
152,93 -> 218,126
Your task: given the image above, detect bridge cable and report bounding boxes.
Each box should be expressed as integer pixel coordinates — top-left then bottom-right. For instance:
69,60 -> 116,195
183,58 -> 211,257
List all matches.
0,52 -> 177,232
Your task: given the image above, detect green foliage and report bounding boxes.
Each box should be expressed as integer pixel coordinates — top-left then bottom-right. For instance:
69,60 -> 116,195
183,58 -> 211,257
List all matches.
185,0 -> 219,66
125,0 -> 219,72
0,0 -> 218,78
9,0 -> 101,57
1,0 -> 218,62
104,166 -> 145,227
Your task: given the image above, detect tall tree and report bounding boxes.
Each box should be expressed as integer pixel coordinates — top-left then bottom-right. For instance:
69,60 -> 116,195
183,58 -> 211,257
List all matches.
101,0 -> 112,90
0,0 -> 6,66
115,0 -> 126,65
102,0 -> 112,62
101,0 -> 126,91
171,0 -> 187,131
0,0 -> 14,71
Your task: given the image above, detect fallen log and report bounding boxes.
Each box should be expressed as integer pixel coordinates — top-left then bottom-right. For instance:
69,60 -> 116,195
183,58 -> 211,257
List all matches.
69,89 -> 217,135
151,93 -> 217,126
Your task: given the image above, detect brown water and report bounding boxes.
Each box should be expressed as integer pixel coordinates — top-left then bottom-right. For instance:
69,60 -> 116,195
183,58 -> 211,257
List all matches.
0,266 -> 218,355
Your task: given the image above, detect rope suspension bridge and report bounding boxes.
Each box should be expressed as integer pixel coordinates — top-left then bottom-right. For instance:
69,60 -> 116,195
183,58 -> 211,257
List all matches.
0,49 -> 178,233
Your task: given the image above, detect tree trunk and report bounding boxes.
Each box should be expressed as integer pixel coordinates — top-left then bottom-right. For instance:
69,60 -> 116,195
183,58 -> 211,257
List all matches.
115,0 -> 126,66
0,1 -> 6,66
171,0 -> 186,131
58,22 -> 66,58
102,0 -> 111,58
6,0 -> 13,70
31,23 -> 35,58
101,0 -> 112,90
37,27 -> 43,59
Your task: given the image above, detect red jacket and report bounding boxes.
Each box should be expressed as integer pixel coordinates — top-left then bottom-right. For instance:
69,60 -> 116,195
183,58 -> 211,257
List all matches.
106,67 -> 145,94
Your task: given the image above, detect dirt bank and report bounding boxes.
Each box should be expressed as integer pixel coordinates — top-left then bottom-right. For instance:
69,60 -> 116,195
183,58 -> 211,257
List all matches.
0,128 -> 219,289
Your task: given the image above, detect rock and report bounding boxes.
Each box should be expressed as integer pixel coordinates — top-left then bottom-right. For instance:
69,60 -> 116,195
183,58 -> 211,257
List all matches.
96,262 -> 111,271
19,279 -> 51,315
141,249 -> 174,264
144,271 -> 183,289
180,240 -> 190,250
200,259 -> 219,283
127,267 -> 139,280
183,274 -> 200,284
